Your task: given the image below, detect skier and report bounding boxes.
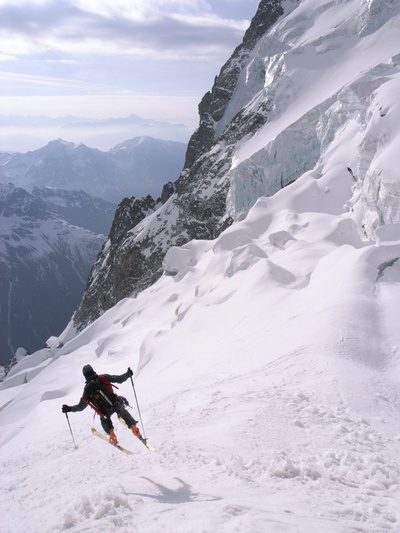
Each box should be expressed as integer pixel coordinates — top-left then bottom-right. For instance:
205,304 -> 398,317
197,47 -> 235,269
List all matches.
62,364 -> 144,447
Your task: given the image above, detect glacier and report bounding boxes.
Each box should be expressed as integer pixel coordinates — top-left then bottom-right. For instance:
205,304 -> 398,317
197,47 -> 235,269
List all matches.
226,0 -> 400,233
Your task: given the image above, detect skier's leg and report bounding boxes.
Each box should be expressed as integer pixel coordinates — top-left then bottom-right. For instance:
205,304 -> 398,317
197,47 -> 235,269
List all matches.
100,415 -> 113,434
114,399 -> 143,440
114,399 -> 137,427
101,415 -> 118,445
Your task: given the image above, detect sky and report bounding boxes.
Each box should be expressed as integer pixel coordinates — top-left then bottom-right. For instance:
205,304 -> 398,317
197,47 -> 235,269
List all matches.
0,0 -> 260,132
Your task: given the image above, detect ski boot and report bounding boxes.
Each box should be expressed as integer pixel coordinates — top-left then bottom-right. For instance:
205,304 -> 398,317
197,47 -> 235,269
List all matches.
109,430 -> 118,446
131,424 -> 146,443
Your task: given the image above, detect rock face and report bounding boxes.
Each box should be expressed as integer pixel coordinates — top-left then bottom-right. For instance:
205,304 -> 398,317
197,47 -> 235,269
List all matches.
72,1 -> 287,330
72,190 -> 171,327
0,184 -> 115,365
184,0 -> 284,169
72,0 -> 400,332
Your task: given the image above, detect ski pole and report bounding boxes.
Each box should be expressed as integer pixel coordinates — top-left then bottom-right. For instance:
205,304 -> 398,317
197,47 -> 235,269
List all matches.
65,412 -> 77,449
130,376 -> 146,439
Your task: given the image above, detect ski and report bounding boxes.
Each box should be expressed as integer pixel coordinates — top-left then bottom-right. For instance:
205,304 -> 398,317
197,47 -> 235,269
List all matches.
91,428 -> 133,455
117,416 -> 157,453
141,439 -> 157,453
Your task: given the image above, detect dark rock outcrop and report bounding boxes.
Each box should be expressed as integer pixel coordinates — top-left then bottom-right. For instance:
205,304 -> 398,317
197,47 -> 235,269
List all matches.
72,195 -> 162,327
184,0 -> 284,168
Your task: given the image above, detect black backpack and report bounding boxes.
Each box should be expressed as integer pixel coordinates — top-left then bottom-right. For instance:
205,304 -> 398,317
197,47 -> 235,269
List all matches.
84,375 -> 116,415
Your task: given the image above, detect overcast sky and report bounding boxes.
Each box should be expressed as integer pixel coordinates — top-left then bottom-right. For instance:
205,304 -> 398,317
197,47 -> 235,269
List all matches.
0,0 -> 260,131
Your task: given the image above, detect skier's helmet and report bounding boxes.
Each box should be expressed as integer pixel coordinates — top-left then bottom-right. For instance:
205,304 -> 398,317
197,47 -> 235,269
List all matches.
82,364 -> 96,380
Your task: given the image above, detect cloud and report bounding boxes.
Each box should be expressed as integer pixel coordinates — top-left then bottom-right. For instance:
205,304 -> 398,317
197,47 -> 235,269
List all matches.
0,70 -> 116,90
0,54 -> 17,61
0,0 -> 248,61
0,0 -> 256,147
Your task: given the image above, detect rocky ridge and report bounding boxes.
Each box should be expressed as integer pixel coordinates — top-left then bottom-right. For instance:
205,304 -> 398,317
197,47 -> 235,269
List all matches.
71,0 -> 286,330
72,188 -> 173,327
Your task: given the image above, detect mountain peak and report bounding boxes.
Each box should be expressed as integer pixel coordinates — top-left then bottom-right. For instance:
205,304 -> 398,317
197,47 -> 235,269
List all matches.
46,139 -> 77,149
111,136 -> 153,151
184,0 -> 285,169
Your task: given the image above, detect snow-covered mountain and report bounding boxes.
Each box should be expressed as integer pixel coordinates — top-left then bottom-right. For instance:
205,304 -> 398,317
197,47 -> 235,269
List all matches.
1,0 -> 400,531
30,186 -> 117,236
0,184 -> 116,366
72,0 -> 400,332
0,136 -> 187,204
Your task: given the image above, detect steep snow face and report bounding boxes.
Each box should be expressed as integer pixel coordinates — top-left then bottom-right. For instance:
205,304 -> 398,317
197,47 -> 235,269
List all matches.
226,0 -> 400,235
1,134 -> 399,531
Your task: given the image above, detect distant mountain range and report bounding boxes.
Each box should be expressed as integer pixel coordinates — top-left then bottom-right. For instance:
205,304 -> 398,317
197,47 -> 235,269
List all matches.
1,114 -> 192,152
0,135 -> 186,367
0,137 -> 187,204
0,183 -> 116,366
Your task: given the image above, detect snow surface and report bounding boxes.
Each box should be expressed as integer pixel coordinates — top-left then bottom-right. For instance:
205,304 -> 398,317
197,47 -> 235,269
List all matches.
1,149 -> 400,532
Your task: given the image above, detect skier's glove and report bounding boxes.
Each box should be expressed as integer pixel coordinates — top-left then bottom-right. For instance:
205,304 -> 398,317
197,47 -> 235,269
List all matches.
62,404 -> 71,413
127,367 -> 133,377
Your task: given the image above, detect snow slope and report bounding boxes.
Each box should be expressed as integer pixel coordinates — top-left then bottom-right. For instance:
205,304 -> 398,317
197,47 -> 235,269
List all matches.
1,147 -> 399,532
